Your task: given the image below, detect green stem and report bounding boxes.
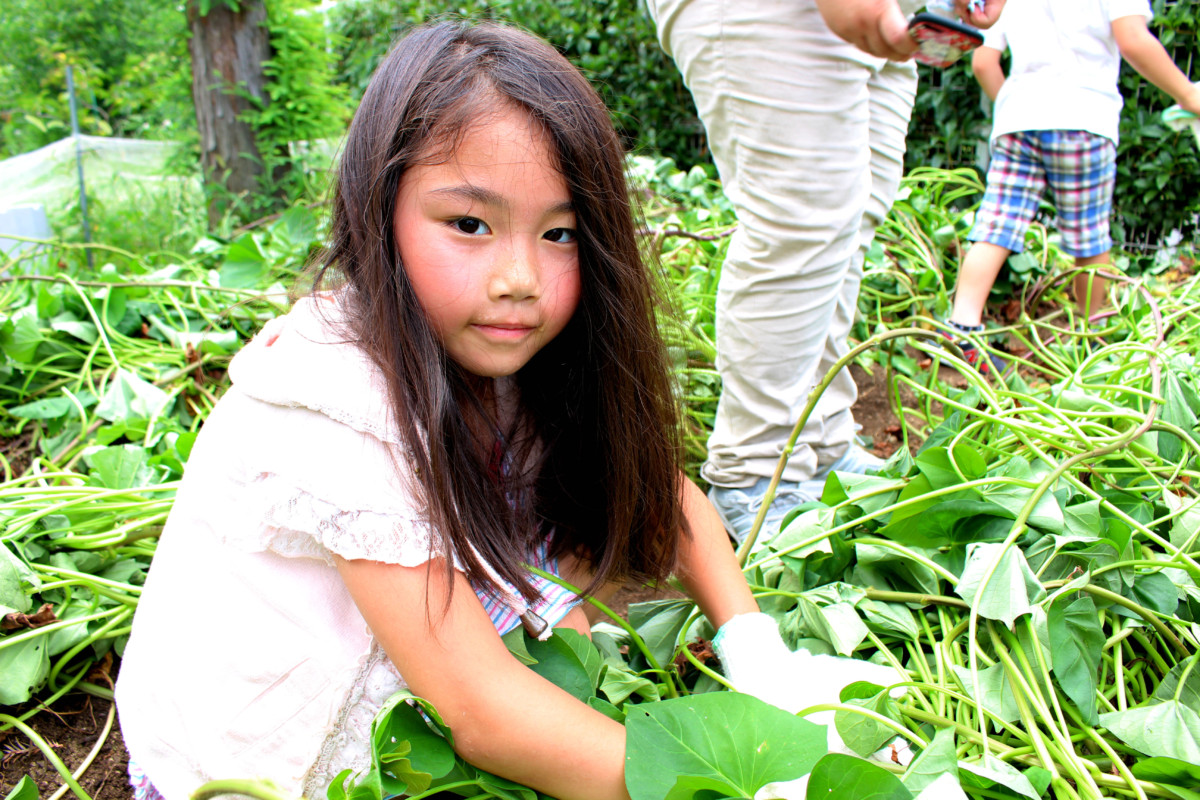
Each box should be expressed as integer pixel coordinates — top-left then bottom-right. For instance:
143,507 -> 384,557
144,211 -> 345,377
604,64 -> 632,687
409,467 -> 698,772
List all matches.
1080,584 -> 1188,656
797,702 -> 925,746
1017,618 -> 1073,748
190,780 -> 298,800
736,327 -> 981,562
1064,703 -> 1148,800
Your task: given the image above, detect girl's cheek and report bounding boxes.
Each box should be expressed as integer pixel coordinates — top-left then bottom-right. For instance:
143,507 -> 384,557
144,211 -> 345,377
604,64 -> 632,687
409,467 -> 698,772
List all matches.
547,262 -> 582,311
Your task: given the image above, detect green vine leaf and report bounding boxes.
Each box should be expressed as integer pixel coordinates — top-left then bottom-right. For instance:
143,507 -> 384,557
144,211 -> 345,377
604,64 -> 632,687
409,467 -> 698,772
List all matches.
1047,595 -> 1103,726
955,543 -> 1046,627
624,693 -> 826,800
525,630 -> 598,702
958,756 -> 1044,800
901,728 -> 958,796
834,681 -> 903,757
1099,658 -> 1200,763
806,753 -> 913,800
2,776 -> 38,800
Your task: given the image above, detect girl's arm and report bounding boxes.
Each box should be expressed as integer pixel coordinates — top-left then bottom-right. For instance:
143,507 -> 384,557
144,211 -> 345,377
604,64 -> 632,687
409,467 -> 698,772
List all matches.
972,45 -> 1006,102
1113,15 -> 1200,114
336,478 -> 757,800
673,476 -> 760,628
335,556 -> 631,800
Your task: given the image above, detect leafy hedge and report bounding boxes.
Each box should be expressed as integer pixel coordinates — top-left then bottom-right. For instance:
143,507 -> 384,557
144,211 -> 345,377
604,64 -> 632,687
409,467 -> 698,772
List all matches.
1112,0 -> 1200,248
328,0 -> 708,167
0,0 -> 191,158
329,0 -> 1199,247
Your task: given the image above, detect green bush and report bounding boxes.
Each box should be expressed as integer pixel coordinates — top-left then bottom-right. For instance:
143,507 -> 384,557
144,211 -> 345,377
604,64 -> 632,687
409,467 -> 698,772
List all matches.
1113,0 -> 1200,248
905,59 -> 991,175
328,0 -> 708,167
235,0 -> 353,218
0,0 -> 191,158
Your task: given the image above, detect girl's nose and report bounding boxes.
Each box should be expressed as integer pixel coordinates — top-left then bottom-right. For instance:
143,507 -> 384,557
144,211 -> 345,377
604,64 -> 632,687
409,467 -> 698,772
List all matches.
489,239 -> 540,301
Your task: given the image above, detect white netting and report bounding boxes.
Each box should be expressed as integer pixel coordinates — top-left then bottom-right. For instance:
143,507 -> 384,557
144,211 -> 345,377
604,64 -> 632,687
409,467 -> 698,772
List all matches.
0,134 -> 195,211
0,135 -> 200,262
0,205 -> 52,258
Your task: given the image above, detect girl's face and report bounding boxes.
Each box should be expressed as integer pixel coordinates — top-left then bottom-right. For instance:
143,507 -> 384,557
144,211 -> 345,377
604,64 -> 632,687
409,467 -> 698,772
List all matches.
393,105 -> 581,379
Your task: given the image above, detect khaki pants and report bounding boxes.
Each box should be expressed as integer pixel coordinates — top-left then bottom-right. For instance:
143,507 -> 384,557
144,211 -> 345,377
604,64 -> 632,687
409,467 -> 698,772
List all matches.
649,0 -> 918,487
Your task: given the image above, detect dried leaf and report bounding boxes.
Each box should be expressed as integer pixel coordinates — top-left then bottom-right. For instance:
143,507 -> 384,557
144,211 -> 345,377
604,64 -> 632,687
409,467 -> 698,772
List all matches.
1,603 -> 57,631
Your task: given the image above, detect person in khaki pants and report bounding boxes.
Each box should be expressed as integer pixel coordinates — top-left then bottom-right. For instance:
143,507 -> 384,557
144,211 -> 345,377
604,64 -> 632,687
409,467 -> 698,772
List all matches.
647,0 -> 1005,544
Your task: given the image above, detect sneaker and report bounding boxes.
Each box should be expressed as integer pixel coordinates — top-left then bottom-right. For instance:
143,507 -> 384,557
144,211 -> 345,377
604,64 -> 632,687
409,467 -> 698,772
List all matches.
822,442 -> 885,476
708,445 -> 883,545
708,478 -> 818,545
938,329 -> 1005,375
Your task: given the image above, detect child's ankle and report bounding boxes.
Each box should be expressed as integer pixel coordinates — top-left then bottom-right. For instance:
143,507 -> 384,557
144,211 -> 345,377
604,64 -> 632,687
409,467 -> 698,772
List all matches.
947,318 -> 984,335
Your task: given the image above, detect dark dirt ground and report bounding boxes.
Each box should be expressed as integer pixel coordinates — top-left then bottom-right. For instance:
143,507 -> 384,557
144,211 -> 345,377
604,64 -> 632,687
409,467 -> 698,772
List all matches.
0,363 -> 913,800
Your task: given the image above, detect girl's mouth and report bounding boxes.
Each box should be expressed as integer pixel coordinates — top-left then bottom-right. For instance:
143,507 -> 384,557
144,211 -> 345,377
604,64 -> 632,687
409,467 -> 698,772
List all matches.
474,323 -> 536,339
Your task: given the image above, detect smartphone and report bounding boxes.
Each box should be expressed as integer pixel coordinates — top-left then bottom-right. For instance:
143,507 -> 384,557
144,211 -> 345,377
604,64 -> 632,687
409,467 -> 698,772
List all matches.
908,12 -> 984,68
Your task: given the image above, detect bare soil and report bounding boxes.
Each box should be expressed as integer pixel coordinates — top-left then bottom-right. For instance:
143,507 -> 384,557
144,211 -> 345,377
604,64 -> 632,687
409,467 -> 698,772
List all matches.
1,430 -> 35,480
1,365 -> 905,800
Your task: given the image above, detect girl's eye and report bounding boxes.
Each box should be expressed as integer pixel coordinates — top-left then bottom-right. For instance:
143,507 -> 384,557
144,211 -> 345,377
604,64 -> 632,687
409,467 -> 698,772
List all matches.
543,228 -> 576,244
451,217 -> 490,235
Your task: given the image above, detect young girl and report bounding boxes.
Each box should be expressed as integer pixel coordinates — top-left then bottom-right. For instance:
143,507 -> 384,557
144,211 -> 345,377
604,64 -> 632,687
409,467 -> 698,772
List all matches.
114,20 -> 795,800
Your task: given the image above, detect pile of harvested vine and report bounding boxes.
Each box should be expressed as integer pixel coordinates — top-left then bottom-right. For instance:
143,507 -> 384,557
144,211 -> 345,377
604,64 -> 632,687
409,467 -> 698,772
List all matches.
3,165 -> 1198,800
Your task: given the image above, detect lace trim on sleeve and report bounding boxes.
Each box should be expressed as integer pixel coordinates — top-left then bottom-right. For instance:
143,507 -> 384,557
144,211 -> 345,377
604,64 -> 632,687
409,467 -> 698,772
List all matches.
218,472 -> 446,567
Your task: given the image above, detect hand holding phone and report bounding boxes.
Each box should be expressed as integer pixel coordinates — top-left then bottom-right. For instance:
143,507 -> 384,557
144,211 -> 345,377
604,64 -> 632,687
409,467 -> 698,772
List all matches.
908,12 -> 984,68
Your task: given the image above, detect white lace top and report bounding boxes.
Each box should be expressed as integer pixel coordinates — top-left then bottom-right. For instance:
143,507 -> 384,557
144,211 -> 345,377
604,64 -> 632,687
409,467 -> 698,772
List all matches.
114,294 -> 573,799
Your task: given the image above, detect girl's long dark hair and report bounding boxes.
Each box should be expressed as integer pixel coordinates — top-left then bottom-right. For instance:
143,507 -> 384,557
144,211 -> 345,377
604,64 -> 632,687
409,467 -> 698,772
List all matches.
316,20 -> 686,602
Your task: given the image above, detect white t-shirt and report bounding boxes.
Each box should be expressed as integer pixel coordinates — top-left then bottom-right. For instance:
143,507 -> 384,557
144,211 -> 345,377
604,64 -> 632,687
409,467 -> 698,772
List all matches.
982,0 -> 1153,144
114,294 -> 573,799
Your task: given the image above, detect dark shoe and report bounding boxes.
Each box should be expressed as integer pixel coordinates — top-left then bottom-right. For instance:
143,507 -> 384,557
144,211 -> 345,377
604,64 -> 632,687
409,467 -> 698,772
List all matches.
940,321 -> 1005,375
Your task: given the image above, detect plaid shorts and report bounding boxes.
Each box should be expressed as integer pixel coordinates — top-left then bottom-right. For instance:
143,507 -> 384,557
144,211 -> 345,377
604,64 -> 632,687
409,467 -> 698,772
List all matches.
968,130 -> 1116,257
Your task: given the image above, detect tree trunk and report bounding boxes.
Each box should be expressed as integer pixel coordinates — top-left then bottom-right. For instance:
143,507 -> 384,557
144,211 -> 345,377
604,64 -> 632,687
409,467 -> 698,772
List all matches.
188,0 -> 272,229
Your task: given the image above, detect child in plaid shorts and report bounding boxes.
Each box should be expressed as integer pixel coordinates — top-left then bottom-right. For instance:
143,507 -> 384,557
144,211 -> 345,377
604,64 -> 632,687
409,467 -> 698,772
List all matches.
945,0 -> 1200,372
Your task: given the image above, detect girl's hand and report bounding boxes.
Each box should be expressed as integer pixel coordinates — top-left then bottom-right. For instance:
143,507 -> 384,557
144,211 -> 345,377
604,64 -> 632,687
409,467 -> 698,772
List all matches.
713,613 -> 908,716
1179,83 -> 1200,116
713,612 -> 914,765
674,476 -> 761,629
335,555 -> 631,800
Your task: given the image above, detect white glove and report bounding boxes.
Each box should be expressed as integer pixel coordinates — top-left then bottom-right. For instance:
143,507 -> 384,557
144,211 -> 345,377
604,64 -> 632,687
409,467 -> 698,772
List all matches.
754,775 -> 810,800
713,613 -> 914,766
711,611 -> 796,709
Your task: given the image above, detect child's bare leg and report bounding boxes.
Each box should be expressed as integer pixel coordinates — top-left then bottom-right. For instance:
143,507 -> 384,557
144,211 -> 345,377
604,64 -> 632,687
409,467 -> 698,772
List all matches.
1072,252 -> 1110,319
556,554 -> 624,630
950,241 -> 1012,327
556,604 -> 595,637
580,582 -> 624,627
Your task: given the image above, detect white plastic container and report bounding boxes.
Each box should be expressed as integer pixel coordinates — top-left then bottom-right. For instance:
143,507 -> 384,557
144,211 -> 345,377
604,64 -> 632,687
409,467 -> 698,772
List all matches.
0,203 -> 51,256
1162,105 -> 1200,151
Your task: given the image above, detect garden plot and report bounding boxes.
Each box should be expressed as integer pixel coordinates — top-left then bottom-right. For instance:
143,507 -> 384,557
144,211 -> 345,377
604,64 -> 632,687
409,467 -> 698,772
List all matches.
2,163 -> 1199,800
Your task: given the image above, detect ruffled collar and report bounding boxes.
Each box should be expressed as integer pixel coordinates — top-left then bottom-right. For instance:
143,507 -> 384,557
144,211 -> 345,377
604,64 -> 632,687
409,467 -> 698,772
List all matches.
228,292 -> 403,444
229,293 -> 520,446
